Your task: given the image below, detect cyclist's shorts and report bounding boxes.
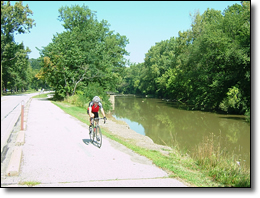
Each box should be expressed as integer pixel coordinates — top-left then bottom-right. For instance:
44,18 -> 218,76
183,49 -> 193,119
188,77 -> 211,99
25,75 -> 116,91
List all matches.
87,110 -> 98,118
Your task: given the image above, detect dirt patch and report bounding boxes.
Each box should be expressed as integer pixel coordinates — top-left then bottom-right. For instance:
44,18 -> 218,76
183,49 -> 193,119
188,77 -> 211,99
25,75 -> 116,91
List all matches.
100,114 -> 173,156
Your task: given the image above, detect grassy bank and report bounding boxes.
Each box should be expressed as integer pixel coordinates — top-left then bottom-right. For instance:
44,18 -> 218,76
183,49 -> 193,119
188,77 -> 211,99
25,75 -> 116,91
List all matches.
191,133 -> 250,187
46,96 -> 249,187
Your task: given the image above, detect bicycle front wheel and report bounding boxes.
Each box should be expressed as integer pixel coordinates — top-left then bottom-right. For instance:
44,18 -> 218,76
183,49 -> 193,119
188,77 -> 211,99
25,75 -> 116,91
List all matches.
89,126 -> 94,143
95,126 -> 102,148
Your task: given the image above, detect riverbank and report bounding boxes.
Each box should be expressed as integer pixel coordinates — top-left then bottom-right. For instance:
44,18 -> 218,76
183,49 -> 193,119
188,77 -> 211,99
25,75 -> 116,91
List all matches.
104,114 -> 173,156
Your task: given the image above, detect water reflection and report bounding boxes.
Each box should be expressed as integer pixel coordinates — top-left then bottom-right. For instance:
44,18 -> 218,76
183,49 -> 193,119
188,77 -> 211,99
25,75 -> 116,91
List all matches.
112,115 -> 145,135
112,96 -> 250,167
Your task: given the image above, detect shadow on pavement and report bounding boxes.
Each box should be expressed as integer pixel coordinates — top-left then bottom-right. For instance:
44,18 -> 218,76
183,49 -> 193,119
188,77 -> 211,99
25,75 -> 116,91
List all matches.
82,139 -> 92,146
83,139 -> 101,149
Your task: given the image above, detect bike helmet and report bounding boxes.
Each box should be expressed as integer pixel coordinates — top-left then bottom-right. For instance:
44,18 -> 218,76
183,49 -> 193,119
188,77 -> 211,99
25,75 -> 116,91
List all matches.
92,96 -> 101,103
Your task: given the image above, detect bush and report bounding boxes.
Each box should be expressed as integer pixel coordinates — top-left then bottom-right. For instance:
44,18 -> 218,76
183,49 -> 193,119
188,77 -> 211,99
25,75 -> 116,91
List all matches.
65,82 -> 112,112
65,94 -> 79,105
245,109 -> 250,123
219,86 -> 247,114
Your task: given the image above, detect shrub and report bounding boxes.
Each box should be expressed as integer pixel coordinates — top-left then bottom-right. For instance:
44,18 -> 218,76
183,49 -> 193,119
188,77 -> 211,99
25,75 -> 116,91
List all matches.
219,86 -> 246,114
65,82 -> 112,111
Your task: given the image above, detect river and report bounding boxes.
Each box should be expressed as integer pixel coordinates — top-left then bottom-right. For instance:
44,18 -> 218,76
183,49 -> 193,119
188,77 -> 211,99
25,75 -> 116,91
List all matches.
111,95 -> 250,168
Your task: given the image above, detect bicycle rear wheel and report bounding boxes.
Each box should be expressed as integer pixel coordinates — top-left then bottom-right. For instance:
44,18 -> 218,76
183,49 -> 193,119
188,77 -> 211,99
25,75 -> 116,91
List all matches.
95,126 -> 102,148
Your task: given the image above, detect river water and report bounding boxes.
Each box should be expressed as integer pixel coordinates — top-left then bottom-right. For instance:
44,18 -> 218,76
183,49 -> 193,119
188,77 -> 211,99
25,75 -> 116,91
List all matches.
111,95 -> 250,168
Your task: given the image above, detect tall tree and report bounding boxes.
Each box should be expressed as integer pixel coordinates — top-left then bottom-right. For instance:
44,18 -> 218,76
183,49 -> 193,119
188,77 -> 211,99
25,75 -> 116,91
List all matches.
1,1 -> 35,92
38,5 -> 129,99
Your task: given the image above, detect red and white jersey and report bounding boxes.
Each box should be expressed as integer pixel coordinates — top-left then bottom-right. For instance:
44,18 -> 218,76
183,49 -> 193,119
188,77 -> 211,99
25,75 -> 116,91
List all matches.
88,101 -> 103,113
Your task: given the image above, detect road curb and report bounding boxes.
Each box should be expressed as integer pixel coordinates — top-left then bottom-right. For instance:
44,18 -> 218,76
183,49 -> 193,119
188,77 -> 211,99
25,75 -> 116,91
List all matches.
1,109 -> 21,153
6,147 -> 23,176
5,96 -> 33,177
15,131 -> 25,146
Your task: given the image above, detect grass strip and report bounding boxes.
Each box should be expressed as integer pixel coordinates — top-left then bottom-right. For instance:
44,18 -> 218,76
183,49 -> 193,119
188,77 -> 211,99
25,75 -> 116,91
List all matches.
19,181 -> 41,187
32,93 -> 50,99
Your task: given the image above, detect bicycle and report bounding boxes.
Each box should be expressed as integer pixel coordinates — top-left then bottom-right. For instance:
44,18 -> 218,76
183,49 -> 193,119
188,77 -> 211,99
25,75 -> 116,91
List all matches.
89,117 -> 106,148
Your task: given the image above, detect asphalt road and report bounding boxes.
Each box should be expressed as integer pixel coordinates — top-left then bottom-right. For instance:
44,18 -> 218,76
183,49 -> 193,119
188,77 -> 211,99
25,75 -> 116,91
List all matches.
1,92 -> 43,153
1,91 -> 55,153
1,97 -> 187,187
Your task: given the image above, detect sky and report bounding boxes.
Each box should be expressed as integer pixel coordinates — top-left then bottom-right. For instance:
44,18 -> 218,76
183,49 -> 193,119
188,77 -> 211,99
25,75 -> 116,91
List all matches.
12,1 -> 245,64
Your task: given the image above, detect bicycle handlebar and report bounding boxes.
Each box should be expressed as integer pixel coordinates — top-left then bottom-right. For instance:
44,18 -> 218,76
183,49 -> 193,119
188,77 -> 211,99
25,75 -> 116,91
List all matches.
94,117 -> 106,124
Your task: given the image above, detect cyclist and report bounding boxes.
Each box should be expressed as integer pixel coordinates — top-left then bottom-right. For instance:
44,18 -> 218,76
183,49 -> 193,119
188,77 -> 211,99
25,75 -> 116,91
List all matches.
87,96 -> 107,128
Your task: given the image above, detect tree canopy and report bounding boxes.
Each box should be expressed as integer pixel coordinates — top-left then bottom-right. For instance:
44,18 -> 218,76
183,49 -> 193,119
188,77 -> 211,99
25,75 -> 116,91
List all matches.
37,4 -> 129,99
119,1 -> 250,115
1,1 -> 36,92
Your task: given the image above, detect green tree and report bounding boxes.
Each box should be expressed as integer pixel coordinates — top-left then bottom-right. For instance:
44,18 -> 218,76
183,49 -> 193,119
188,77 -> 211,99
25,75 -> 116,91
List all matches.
1,1 -> 35,93
2,40 -> 32,92
118,1 -> 250,115
118,62 -> 144,94
12,42 -> 32,92
142,37 -> 177,96
38,4 -> 129,99
29,58 -> 47,90
183,2 -> 250,112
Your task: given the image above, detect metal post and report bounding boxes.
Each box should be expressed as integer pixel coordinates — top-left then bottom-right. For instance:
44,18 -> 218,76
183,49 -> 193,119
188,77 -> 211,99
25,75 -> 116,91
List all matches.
21,100 -> 24,131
